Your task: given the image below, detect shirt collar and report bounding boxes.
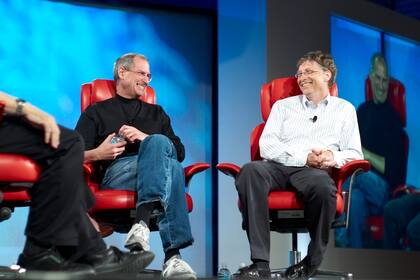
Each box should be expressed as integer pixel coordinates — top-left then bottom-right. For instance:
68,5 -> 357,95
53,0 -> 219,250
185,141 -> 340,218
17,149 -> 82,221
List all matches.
302,94 -> 330,109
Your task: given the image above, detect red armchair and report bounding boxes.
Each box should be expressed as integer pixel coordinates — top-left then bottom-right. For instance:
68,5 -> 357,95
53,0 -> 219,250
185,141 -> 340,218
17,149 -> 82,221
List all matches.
80,79 -> 210,234
217,77 -> 370,278
0,102 -> 41,223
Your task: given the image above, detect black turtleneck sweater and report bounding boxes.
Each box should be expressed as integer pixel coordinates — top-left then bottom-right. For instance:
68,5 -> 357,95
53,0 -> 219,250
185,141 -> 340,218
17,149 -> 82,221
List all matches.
357,100 -> 406,188
75,94 -> 185,171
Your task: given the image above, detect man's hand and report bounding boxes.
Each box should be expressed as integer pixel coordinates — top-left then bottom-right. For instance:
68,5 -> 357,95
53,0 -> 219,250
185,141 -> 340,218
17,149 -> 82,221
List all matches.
306,151 -> 322,168
94,133 -> 126,160
306,148 -> 336,169
318,149 -> 336,169
0,92 -> 60,148
119,125 -> 148,143
23,103 -> 60,149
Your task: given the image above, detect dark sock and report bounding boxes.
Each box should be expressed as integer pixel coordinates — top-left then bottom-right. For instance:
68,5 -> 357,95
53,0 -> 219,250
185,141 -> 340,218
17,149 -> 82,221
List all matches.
164,248 -> 180,263
135,201 -> 161,226
252,259 -> 270,270
23,238 -> 50,256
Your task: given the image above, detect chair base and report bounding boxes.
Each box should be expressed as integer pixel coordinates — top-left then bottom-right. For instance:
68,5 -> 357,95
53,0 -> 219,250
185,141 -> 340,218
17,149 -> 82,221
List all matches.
271,249 -> 353,279
314,269 -> 353,279
272,268 -> 353,279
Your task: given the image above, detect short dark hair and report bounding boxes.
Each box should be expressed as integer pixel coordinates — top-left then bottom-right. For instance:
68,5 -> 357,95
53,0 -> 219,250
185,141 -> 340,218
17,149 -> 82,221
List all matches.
297,50 -> 337,88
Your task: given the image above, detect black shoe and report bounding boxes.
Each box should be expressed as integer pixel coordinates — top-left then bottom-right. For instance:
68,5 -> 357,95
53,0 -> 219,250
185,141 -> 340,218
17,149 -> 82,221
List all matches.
80,246 -> 154,274
284,259 -> 317,280
233,264 -> 271,279
17,248 -> 94,275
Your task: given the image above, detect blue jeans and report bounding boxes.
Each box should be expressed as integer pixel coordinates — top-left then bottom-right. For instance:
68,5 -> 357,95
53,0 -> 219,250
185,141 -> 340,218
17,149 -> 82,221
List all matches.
101,134 -> 193,252
383,194 -> 420,250
335,170 -> 390,248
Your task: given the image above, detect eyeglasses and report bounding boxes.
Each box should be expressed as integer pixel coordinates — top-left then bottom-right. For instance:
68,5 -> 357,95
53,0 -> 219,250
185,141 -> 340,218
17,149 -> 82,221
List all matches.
294,70 -> 319,79
126,68 -> 152,82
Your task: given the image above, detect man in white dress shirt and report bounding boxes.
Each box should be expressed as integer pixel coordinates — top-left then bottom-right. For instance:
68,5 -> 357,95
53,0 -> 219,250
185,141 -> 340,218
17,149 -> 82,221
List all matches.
234,51 -> 363,280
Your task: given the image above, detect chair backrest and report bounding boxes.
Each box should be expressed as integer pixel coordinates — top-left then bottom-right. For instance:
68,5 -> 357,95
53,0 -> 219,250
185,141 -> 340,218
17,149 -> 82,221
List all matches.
251,77 -> 338,161
81,79 -> 156,111
260,77 -> 338,122
365,77 -> 406,127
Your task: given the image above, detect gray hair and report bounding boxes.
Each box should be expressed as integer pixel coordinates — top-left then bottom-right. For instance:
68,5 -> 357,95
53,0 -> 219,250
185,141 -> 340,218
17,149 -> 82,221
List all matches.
370,53 -> 388,75
113,53 -> 149,82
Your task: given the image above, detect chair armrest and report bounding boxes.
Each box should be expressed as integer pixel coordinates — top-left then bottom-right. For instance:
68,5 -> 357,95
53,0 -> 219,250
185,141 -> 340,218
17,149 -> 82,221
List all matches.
331,160 -> 370,192
216,163 -> 241,179
392,184 -> 420,197
184,163 -> 210,187
83,163 -> 93,176
83,163 -> 99,192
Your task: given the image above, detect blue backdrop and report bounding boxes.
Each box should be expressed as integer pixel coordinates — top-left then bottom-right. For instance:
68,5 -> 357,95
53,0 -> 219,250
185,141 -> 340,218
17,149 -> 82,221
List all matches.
0,0 -> 213,275
331,15 -> 420,191
331,15 -> 420,250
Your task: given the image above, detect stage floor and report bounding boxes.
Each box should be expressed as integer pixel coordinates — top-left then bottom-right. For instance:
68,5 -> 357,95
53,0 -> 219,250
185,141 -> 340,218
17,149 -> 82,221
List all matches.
0,266 -> 349,279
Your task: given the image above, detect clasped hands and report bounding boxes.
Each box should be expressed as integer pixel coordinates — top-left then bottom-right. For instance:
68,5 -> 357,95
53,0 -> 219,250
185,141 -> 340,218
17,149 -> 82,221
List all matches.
95,125 -> 148,160
306,148 -> 336,169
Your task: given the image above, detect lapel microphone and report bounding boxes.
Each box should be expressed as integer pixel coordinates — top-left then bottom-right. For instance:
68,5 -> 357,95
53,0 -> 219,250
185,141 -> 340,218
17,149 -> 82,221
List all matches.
310,116 -> 318,123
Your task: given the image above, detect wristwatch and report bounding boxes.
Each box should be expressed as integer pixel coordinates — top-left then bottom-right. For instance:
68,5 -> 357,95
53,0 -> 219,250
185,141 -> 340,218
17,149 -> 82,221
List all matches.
15,98 -> 26,116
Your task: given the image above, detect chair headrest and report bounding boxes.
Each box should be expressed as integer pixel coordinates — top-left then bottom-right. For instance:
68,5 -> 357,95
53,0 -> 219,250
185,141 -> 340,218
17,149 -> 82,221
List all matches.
260,77 -> 338,122
365,77 -> 406,127
80,79 -> 156,112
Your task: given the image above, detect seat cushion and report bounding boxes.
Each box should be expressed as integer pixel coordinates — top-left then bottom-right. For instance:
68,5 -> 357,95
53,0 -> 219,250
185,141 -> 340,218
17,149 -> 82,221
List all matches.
90,190 -> 193,213
268,191 -> 344,216
0,154 -> 41,182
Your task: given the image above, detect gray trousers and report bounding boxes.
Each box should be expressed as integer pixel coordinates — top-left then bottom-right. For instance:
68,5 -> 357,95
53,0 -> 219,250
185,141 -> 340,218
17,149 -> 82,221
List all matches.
235,160 -> 336,268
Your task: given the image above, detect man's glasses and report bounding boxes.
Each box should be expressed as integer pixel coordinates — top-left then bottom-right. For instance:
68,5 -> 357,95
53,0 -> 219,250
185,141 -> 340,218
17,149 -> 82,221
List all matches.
126,68 -> 152,82
294,70 -> 319,79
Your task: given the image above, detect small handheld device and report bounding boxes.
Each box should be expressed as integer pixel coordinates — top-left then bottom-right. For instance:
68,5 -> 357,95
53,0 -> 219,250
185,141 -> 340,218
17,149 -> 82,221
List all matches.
111,134 -> 125,144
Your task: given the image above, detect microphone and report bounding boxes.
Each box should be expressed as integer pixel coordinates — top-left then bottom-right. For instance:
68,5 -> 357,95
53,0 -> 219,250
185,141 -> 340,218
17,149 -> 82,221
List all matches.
310,116 -> 318,123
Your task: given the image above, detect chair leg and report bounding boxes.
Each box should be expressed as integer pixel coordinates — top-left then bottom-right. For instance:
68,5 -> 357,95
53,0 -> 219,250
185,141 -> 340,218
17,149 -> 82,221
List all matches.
271,232 -> 301,278
272,232 -> 353,279
289,232 -> 301,265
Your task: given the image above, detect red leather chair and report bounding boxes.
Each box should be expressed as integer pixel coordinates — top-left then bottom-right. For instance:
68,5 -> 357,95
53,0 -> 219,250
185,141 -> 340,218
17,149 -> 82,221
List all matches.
81,79 -> 210,235
217,77 -> 370,278
0,102 -> 41,223
364,77 -> 410,244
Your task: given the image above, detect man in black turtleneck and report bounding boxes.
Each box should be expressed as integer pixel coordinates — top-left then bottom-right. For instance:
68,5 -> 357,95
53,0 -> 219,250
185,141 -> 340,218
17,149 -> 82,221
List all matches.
336,53 -> 406,248
75,53 -> 196,279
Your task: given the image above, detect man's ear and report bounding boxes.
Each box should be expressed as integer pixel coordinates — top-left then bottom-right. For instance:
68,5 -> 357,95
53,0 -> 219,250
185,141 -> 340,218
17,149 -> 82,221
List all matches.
117,66 -> 125,80
324,70 -> 332,83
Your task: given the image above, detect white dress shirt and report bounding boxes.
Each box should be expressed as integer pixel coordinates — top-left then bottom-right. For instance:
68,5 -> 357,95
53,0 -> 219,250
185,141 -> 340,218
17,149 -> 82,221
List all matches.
259,94 -> 363,167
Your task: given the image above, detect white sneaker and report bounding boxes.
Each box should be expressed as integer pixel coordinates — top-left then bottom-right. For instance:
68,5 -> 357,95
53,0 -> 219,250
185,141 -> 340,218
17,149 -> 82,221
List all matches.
124,221 -> 150,251
162,255 -> 197,279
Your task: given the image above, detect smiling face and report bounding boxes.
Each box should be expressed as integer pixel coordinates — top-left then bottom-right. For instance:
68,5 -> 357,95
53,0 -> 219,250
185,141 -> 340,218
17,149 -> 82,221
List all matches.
370,60 -> 389,104
117,56 -> 151,99
296,60 -> 331,98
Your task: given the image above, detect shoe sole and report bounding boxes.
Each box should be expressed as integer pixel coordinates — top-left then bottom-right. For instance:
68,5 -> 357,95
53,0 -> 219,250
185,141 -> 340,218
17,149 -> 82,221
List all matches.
161,272 -> 197,280
96,250 -> 155,274
125,242 -> 145,252
125,250 -> 155,274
